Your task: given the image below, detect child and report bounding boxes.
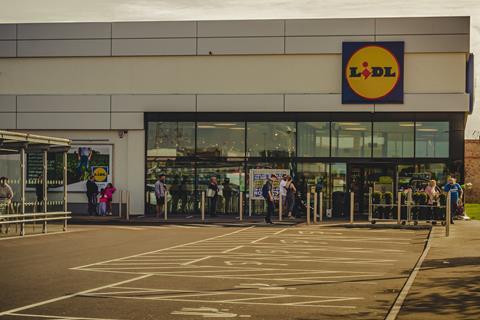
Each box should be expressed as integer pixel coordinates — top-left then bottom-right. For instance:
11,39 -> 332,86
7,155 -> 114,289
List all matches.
98,188 -> 108,216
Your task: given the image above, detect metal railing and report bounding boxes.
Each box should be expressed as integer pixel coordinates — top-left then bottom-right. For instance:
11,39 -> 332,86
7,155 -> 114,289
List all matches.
0,211 -> 71,235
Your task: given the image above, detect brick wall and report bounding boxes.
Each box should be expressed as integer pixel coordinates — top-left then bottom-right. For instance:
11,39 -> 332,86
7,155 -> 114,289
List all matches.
465,140 -> 480,202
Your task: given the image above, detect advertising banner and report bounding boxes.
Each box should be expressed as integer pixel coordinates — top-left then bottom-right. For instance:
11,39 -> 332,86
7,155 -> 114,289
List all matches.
67,145 -> 113,192
342,41 -> 404,104
249,169 -> 290,200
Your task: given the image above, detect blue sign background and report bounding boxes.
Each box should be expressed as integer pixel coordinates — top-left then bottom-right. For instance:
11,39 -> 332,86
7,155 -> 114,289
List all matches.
342,41 -> 404,104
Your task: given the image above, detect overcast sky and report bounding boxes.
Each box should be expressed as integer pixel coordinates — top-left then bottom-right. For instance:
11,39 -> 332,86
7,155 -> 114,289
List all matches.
0,0 -> 479,137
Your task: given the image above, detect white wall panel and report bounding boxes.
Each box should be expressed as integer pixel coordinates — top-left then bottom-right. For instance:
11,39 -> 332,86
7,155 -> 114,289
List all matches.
286,18 -> 375,36
197,94 -> 283,112
286,35 -> 374,54
112,38 -> 196,56
0,41 -> 16,57
112,21 -> 196,38
376,34 -> 469,53
17,95 -> 110,112
285,94 -> 374,112
112,94 -> 195,112
374,93 -> 469,112
17,112 -> 110,129
18,39 -> 111,57
17,23 -> 111,39
198,37 -> 284,55
0,24 -> 16,40
111,112 -> 143,129
0,95 -> 16,112
198,20 -> 284,37
376,17 -> 469,35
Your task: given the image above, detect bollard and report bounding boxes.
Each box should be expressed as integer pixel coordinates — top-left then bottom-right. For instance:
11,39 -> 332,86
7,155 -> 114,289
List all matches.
319,192 -> 323,222
163,191 -> 168,221
368,187 -> 373,222
446,191 -> 451,237
407,190 -> 413,223
119,190 -> 123,218
201,191 -> 205,222
126,191 -> 130,221
278,194 -> 283,221
350,192 -> 354,224
249,195 -> 252,217
397,192 -> 402,224
306,192 -> 311,225
239,192 -> 243,221
313,192 -> 318,224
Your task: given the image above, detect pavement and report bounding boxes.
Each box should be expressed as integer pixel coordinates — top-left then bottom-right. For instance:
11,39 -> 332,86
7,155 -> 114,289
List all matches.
0,223 -> 429,319
397,220 -> 480,320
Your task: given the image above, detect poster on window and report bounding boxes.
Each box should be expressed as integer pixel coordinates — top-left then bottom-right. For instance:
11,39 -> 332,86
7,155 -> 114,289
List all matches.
67,145 -> 113,192
249,169 -> 290,200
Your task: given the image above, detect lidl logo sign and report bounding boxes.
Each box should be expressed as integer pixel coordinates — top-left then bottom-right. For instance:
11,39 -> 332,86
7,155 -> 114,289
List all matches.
92,166 -> 109,182
342,42 -> 404,104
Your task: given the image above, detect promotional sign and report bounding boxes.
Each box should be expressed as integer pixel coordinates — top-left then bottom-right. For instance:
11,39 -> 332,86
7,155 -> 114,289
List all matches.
342,41 -> 404,104
249,169 -> 290,200
67,145 -> 113,192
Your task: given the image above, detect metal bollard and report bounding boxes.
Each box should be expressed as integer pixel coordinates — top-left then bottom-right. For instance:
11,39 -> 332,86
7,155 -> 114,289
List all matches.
119,190 -> 123,218
368,187 -> 373,222
126,191 -> 130,221
407,190 -> 413,223
446,191 -> 451,237
279,194 -> 283,221
164,191 -> 168,221
239,192 -> 243,221
306,192 -> 311,225
397,192 -> 402,224
313,192 -> 318,224
249,195 -> 252,217
201,191 -> 205,222
350,192 -> 354,224
319,192 -> 323,222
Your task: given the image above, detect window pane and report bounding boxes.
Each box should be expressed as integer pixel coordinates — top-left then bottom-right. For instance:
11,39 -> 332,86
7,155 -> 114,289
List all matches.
331,122 -> 371,157
298,122 -> 330,157
247,122 -> 296,157
147,122 -> 195,157
373,122 -> 414,158
415,122 -> 449,158
197,122 -> 245,157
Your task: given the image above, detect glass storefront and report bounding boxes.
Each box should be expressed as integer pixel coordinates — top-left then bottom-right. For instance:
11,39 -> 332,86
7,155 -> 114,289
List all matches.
146,116 -> 459,216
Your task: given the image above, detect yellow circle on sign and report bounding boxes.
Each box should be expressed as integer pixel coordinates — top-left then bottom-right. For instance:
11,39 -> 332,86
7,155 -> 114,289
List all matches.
346,45 -> 400,100
93,167 -> 108,182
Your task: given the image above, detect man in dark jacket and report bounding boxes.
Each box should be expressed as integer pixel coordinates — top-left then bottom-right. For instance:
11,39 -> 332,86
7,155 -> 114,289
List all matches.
86,175 -> 98,215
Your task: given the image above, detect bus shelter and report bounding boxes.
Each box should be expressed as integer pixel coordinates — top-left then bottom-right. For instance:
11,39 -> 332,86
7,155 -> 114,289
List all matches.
0,130 -> 71,236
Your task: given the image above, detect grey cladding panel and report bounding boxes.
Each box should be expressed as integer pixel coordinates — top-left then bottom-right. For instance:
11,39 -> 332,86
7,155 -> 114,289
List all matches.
17,112 -> 111,130
286,18 -> 375,36
0,24 -> 16,40
0,96 -> 16,112
375,17 -> 469,35
17,95 -> 110,112
112,21 -> 196,38
112,95 -> 196,112
17,23 -> 111,39
198,20 -> 284,37
198,37 -> 284,55
112,38 -> 196,56
0,41 -> 16,57
17,39 -> 111,57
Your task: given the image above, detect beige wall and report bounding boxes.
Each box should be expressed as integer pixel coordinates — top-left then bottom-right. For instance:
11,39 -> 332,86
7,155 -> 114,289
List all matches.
21,129 -> 145,215
0,53 -> 466,95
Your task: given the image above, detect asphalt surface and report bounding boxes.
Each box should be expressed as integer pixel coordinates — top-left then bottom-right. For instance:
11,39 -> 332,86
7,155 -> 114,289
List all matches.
0,224 -> 430,320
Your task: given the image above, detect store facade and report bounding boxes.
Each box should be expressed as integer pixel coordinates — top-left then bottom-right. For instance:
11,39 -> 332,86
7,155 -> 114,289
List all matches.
0,16 -> 472,215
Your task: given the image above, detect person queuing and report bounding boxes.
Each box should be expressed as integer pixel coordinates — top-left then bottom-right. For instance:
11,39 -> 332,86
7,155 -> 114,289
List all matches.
424,180 -> 439,221
262,174 -> 276,224
35,174 -> 44,212
207,176 -> 219,217
86,175 -> 98,216
0,176 -> 13,214
285,175 -> 297,219
279,174 -> 287,216
444,177 -> 463,224
155,174 -> 167,218
104,183 -> 116,215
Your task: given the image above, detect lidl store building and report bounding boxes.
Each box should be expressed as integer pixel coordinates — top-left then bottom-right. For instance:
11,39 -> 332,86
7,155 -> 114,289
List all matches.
0,16 -> 473,216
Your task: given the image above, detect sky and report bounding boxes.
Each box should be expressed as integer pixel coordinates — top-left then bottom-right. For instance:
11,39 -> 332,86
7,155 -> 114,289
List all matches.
0,0 -> 479,138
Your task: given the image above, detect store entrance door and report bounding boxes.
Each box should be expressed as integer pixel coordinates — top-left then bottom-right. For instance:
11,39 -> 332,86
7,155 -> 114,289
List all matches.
348,163 -> 395,215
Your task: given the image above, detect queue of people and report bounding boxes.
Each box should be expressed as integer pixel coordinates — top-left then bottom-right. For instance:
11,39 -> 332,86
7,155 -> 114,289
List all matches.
85,176 -> 116,216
